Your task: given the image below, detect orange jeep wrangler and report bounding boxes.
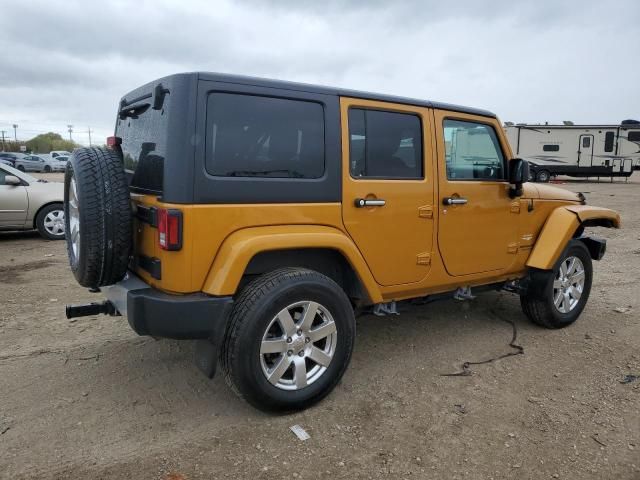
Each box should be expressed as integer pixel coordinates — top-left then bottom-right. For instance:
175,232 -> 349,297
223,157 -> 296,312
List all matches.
64,73 -> 620,411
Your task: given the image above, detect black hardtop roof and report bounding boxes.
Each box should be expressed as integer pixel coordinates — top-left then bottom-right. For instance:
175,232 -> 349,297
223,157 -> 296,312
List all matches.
126,72 -> 496,118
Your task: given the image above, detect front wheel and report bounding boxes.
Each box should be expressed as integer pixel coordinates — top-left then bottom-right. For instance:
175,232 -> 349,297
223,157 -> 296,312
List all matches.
520,240 -> 592,328
44,165 -> 52,173
221,268 -> 355,412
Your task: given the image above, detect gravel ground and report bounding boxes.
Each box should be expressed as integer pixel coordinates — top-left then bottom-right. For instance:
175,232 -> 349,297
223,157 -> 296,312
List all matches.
1,173 -> 638,480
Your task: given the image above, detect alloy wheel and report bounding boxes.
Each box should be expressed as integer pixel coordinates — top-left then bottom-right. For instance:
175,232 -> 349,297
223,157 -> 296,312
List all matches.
260,300 -> 338,391
553,256 -> 585,313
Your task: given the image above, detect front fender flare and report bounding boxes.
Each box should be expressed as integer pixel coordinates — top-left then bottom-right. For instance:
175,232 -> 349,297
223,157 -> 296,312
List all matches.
201,225 -> 383,303
526,206 -> 620,270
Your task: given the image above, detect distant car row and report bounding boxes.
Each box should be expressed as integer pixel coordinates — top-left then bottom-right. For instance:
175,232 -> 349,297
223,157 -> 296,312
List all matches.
0,151 -> 71,172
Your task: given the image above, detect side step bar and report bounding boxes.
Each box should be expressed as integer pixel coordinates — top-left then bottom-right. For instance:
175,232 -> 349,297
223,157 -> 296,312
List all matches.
66,301 -> 119,319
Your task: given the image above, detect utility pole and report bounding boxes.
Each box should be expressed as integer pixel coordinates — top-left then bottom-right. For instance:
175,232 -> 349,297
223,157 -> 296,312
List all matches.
87,126 -> 93,146
12,124 -> 18,142
0,130 -> 6,151
67,124 -> 73,142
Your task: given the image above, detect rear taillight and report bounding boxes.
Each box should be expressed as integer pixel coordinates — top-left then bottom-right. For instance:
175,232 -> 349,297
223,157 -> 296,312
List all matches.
157,208 -> 183,251
106,136 -> 122,148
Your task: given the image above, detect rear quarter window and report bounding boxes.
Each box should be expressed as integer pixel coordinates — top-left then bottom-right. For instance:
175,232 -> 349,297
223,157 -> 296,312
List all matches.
205,93 -> 325,179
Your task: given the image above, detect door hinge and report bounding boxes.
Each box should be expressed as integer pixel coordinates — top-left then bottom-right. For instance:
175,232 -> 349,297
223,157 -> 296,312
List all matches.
507,243 -> 519,254
417,253 -> 431,265
510,201 -> 521,214
418,205 -> 433,219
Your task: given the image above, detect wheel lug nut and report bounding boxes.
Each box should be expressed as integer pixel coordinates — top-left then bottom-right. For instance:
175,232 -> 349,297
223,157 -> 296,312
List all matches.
297,329 -> 302,336
286,337 -> 292,343
287,350 -> 293,356
305,337 -> 310,343
298,351 -> 304,357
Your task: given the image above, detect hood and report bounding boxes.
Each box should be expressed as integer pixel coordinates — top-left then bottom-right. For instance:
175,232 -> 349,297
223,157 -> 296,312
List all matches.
523,183 -> 582,202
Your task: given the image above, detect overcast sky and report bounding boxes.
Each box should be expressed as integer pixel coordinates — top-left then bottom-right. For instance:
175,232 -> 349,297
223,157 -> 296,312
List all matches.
1,0 -> 638,146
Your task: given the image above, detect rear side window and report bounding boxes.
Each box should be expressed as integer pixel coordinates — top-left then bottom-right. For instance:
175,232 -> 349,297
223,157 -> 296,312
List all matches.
543,144 -> 560,152
628,131 -> 640,142
206,93 -> 325,178
604,131 -> 615,152
348,108 -> 423,179
443,119 -> 505,180
117,104 -> 168,194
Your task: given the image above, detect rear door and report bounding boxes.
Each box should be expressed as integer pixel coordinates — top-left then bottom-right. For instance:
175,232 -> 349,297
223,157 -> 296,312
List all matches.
341,98 -> 435,286
434,110 -> 518,276
578,134 -> 594,167
0,167 -> 28,227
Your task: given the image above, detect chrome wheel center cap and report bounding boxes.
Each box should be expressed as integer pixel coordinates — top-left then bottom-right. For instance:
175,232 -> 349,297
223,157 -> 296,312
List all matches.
290,334 -> 305,354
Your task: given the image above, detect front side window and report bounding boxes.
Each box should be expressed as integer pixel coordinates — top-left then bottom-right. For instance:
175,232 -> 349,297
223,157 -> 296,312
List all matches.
443,119 -> 505,180
206,93 -> 325,178
348,108 -> 423,179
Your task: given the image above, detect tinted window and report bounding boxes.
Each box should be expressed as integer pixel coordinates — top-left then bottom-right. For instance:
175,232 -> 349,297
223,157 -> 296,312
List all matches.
443,120 -> 505,180
116,101 -> 169,194
543,144 -> 560,152
628,131 -> 640,142
582,136 -> 591,148
206,93 -> 324,179
604,131 -> 615,152
348,108 -> 422,179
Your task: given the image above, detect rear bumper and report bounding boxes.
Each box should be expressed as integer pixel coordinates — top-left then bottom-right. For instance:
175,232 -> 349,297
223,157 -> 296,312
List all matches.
102,271 -> 234,340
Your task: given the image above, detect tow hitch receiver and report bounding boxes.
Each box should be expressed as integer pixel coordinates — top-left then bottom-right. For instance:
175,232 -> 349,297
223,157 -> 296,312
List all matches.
66,301 -> 119,319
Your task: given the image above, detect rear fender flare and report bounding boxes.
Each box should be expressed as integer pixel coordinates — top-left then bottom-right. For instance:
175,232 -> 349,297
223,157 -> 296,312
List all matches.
201,225 -> 383,303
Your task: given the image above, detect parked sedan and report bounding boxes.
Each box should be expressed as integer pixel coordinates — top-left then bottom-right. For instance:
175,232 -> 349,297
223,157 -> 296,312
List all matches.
0,152 -> 25,166
0,163 -> 65,239
31,154 -> 66,172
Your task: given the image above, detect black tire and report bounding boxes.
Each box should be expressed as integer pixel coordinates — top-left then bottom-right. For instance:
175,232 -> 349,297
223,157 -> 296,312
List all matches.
536,170 -> 551,183
17,165 -> 25,172
64,147 -> 131,288
520,240 -> 592,329
221,268 -> 355,412
44,165 -> 52,173
35,203 -> 65,240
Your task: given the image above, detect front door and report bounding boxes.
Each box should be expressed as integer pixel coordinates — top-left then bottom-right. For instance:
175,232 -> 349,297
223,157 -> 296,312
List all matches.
341,98 -> 434,287
0,168 -> 28,227
578,134 -> 594,166
434,111 -> 519,276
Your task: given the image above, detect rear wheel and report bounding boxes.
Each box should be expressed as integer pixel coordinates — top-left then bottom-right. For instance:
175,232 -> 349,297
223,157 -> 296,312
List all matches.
35,203 -> 65,240
520,240 -> 592,328
64,147 -> 131,288
44,165 -> 52,173
17,165 -> 25,172
536,170 -> 551,182
221,268 -> 355,412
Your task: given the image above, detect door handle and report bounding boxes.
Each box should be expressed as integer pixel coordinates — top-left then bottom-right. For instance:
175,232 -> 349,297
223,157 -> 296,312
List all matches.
442,197 -> 468,205
354,198 -> 386,208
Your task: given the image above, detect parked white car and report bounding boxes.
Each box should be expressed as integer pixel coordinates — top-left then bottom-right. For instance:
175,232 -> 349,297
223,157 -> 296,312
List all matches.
33,154 -> 67,172
0,163 -> 65,239
50,150 -> 72,159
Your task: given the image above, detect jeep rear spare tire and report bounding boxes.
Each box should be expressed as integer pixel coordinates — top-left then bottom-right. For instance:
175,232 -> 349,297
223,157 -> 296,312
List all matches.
64,147 -> 132,288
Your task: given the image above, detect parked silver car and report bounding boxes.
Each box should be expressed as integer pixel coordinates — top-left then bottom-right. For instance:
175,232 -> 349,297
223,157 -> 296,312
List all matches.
32,154 -> 67,172
0,163 -> 65,239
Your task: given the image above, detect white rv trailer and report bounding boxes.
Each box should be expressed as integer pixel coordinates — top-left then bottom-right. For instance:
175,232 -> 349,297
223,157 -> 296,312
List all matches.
504,121 -> 640,182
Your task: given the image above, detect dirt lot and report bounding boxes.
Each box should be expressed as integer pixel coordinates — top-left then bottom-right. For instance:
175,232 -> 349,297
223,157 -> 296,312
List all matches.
1,173 -> 638,480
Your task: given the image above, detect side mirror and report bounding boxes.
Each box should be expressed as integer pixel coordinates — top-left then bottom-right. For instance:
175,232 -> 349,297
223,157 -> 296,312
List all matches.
5,175 -> 22,186
508,158 -> 529,198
